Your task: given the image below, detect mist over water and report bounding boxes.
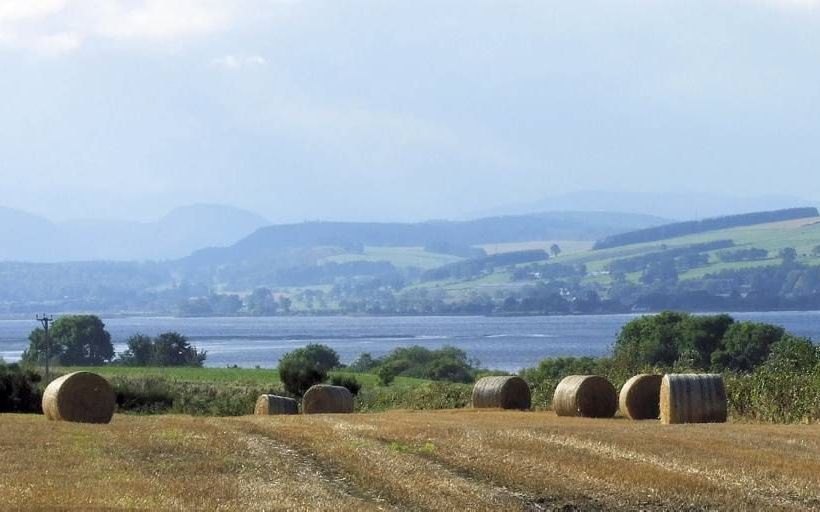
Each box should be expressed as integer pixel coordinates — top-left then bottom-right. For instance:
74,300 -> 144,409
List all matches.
2,312 -> 819,372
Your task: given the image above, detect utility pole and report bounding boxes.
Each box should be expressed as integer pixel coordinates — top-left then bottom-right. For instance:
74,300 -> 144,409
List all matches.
36,314 -> 54,380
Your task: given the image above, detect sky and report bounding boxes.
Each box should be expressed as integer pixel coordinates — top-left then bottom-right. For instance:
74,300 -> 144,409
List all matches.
1,0 -> 820,223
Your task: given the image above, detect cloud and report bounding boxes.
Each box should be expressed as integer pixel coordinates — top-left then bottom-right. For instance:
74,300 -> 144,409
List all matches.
0,0 -> 67,22
90,0 -> 233,41
211,54 -> 267,70
32,31 -> 81,55
0,0 -> 242,55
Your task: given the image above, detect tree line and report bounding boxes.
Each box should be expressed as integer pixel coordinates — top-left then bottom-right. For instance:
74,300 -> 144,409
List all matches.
22,315 -> 206,367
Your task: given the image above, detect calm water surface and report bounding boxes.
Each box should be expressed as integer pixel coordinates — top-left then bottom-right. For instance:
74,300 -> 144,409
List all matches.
1,312 -> 818,371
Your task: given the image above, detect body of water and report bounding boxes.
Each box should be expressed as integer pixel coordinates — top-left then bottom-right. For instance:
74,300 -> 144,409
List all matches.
1,312 -> 819,371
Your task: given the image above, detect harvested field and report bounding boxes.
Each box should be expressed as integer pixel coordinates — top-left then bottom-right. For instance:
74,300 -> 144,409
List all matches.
1,410 -> 819,511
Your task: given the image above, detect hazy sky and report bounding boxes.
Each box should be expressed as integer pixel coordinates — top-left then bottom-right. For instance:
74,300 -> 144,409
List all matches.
1,0 -> 820,222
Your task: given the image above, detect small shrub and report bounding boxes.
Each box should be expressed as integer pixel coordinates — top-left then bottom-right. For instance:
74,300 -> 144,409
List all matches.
348,353 -> 378,372
330,374 -> 362,396
370,346 -> 479,384
278,344 -> 340,396
377,360 -> 408,386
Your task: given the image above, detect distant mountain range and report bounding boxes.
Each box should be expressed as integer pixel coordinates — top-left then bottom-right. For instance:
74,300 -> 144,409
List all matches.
0,206 -> 666,264
478,190 -> 819,221
0,204 -> 270,262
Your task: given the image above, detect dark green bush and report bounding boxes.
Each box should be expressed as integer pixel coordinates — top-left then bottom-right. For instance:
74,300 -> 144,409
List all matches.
330,374 -> 362,396
278,344 -> 340,396
369,346 -> 479,385
613,312 -> 790,373
0,362 -> 42,413
118,332 -> 206,367
613,311 -> 690,369
712,322 -> 785,371
614,311 -> 736,371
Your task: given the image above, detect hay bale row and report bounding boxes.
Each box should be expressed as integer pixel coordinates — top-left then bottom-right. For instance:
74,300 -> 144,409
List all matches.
254,394 -> 299,415
254,385 -> 354,416
553,375 -> 617,418
660,374 -> 727,424
619,374 -> 663,420
471,376 -> 531,410
42,371 -> 116,424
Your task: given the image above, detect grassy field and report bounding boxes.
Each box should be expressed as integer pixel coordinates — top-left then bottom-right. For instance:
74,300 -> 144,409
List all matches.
562,216 -> 820,278
321,246 -> 463,269
478,240 -> 594,256
2,411 -> 818,510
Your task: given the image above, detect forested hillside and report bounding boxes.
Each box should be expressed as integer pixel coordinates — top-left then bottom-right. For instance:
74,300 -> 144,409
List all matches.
183,211 -> 664,267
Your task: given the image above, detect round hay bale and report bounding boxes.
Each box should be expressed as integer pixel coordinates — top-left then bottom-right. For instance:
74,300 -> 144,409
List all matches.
553,375 -> 617,418
471,376 -> 531,410
254,394 -> 299,415
660,374 -> 727,424
302,384 -> 354,414
42,371 -> 115,424
619,374 -> 663,420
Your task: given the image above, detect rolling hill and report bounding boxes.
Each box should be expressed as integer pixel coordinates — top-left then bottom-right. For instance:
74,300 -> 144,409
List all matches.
181,211 -> 667,268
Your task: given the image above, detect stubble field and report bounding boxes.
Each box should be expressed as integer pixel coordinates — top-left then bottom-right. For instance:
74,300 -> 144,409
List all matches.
1,410 -> 819,511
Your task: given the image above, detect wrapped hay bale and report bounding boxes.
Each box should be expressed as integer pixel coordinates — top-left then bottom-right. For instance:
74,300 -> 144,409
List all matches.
302,384 -> 354,414
619,374 -> 663,420
472,376 -> 531,410
553,375 -> 617,418
254,394 -> 299,415
42,371 -> 116,424
660,374 -> 727,424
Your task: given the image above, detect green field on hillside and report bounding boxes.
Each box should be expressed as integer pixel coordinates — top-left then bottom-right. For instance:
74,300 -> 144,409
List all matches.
579,217 -> 820,280
321,246 -> 463,269
227,216 -> 820,305
420,216 -> 820,293
477,240 -> 593,256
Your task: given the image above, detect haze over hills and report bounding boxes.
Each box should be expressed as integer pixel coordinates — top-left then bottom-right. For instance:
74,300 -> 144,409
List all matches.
1,205 -> 820,316
181,211 -> 668,268
478,190 -> 819,221
0,204 -> 269,262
